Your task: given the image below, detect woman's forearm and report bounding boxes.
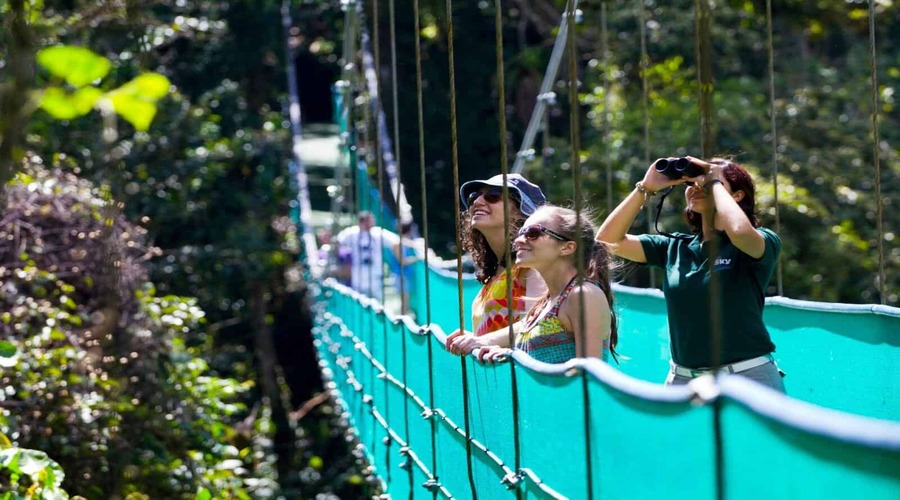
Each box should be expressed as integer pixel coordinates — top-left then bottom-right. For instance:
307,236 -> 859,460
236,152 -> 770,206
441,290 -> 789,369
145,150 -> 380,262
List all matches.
596,185 -> 647,244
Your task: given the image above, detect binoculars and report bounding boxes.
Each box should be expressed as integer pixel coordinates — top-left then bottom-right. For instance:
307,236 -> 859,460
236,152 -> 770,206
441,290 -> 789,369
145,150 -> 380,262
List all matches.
654,157 -> 705,180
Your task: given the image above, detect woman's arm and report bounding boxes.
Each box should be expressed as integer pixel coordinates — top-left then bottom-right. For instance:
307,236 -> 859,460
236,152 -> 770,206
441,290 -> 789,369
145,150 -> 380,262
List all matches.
559,285 -> 610,358
690,159 -> 766,258
445,325 -> 513,355
708,181 -> 765,258
596,161 -> 682,263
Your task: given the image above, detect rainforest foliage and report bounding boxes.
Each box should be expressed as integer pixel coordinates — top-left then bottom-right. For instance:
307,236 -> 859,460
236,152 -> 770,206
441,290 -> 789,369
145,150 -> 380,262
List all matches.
0,0 -> 896,498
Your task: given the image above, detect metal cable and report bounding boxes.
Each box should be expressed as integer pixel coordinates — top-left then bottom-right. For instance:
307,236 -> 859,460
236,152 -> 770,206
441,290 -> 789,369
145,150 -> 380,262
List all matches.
371,0 -> 393,482
601,1 -> 612,214
765,0 -> 784,296
279,0 -> 320,278
411,0 -> 439,494
868,0 -> 886,305
694,4 -> 724,499
494,2 -> 522,498
637,0 -> 656,288
387,0 -> 414,494
445,0 -> 477,494
565,1 -> 593,497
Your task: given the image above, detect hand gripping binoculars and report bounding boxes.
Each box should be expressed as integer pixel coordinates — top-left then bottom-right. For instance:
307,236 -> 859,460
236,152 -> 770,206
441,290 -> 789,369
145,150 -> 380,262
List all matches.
653,157 -> 705,180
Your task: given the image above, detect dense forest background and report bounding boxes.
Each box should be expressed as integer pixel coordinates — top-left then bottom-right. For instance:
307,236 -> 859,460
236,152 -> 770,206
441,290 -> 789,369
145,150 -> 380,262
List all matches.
0,0 -> 896,497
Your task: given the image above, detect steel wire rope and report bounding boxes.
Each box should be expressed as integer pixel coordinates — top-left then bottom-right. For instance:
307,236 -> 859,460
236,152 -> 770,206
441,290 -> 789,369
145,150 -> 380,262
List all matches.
867,0 -> 886,305
564,2 -> 593,497
279,0 -> 320,278
445,0 -> 478,495
386,0 -> 415,494
371,0 -> 393,482
343,2 -> 360,223
411,0 -> 441,494
693,2 -> 725,500
764,0 -> 784,297
637,0 -> 656,289
492,1 -> 523,496
600,2 -> 612,214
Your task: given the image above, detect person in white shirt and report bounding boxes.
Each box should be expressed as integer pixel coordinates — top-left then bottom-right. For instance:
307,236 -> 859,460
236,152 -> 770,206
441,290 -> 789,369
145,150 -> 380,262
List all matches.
335,211 -> 398,302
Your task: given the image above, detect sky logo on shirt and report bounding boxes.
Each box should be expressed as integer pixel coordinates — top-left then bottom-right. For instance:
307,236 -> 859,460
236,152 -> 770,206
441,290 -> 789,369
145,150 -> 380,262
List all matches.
713,257 -> 733,271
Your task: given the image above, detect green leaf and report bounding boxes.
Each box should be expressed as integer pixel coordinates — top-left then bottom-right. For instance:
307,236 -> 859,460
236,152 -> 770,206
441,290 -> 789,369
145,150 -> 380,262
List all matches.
39,87 -> 103,120
107,73 -> 172,131
0,341 -> 18,368
37,46 -> 110,87
195,487 -> 212,500
119,73 -> 171,100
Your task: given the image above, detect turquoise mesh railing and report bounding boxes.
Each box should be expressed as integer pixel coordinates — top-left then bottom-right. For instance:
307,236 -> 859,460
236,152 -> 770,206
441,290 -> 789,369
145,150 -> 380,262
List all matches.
312,274 -> 900,499
410,262 -> 899,421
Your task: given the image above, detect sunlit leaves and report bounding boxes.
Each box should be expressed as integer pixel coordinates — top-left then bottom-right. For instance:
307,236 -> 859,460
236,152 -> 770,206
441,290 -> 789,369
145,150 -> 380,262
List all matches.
37,46 -> 110,87
36,45 -> 172,132
108,74 -> 172,131
39,87 -> 103,120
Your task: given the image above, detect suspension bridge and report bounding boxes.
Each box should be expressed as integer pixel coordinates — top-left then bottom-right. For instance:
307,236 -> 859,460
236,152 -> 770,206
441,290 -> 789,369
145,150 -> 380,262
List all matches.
285,1 -> 900,498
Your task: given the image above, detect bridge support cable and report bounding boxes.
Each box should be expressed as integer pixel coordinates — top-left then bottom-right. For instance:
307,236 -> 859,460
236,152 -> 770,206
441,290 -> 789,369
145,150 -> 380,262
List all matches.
693,3 -> 726,500
764,0 -> 784,297
386,0 -> 416,494
370,0 -> 394,483
492,2 -> 524,498
867,0 -> 886,305
443,0 -> 478,495
564,0 -> 594,496
410,0 -> 440,493
359,29 -> 413,226
510,6 -> 571,175
280,0 -> 320,278
637,0 -> 656,289
600,1 -> 613,214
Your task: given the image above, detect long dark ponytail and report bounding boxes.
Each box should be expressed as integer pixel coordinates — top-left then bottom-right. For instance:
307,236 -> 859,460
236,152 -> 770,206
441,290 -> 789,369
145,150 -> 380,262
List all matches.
535,205 -> 619,358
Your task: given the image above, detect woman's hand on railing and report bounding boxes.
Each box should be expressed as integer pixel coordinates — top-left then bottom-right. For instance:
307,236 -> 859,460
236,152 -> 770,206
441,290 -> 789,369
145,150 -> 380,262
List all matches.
475,346 -> 512,364
445,329 -> 482,355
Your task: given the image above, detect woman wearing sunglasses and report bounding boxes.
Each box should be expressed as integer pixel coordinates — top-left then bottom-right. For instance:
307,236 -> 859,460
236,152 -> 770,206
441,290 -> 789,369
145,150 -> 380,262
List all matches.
445,174 -> 548,355
595,157 -> 784,391
477,205 -> 618,363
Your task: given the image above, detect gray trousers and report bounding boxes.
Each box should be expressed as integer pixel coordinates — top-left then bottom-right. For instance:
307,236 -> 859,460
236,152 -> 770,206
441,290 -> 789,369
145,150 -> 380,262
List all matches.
665,360 -> 786,393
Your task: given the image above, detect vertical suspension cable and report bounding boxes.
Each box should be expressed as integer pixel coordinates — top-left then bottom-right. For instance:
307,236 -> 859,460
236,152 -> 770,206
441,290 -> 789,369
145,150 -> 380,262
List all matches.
387,0 -> 414,494
445,0 -> 477,495
411,0 -> 438,492
764,0 -> 784,296
867,0 -> 886,305
388,0 -> 406,317
495,1 -> 513,355
694,3 -> 724,500
601,1 -> 612,214
637,0 -> 656,288
280,0 -> 320,278
371,0 -> 393,482
566,2 -> 592,498
493,2 -> 522,497
336,2 -> 358,239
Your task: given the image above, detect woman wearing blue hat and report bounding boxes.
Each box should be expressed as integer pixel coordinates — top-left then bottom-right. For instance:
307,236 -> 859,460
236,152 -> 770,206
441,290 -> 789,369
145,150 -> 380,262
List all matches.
446,173 -> 548,355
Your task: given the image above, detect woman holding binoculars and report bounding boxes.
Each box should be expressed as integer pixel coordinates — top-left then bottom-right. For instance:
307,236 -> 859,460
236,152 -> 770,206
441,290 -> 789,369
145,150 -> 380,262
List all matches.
596,157 -> 785,392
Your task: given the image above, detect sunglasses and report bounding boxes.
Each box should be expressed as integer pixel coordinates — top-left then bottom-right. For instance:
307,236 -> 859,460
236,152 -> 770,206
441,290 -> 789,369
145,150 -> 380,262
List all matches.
466,189 -> 518,208
517,224 -> 570,242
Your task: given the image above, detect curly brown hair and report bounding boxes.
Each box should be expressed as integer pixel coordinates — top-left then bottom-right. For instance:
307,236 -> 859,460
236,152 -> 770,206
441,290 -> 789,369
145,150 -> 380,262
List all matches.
460,207 -> 526,285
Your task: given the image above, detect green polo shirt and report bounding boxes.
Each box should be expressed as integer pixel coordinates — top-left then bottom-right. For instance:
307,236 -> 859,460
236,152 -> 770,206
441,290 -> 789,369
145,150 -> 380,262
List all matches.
638,228 -> 781,368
